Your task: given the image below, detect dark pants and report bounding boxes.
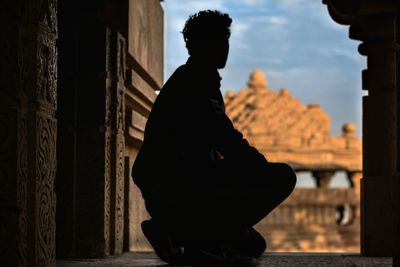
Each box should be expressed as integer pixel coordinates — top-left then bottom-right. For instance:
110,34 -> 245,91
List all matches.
151,160 -> 296,246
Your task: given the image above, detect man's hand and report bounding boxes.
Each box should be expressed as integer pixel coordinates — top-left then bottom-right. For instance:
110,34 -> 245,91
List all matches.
214,115 -> 268,164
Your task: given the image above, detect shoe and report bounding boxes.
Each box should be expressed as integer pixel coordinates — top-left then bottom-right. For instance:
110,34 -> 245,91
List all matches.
141,220 -> 183,264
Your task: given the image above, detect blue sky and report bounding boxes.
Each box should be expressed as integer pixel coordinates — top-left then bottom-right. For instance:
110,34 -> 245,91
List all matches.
162,0 -> 366,137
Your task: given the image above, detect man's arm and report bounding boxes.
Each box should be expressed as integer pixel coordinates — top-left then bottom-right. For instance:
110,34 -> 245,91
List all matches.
213,113 -> 268,164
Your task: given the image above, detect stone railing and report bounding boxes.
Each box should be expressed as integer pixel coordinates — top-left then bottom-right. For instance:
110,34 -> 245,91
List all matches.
265,188 -> 356,225
255,187 -> 360,252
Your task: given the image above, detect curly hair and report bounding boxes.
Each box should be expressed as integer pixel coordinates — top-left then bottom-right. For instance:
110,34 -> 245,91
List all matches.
182,10 -> 232,53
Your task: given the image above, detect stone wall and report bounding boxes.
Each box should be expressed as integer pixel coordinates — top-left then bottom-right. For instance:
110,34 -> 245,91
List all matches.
124,0 -> 163,252
55,0 -> 163,258
0,0 -> 57,266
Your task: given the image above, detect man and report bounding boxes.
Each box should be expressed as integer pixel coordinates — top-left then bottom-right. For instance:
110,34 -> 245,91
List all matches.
132,10 -> 296,265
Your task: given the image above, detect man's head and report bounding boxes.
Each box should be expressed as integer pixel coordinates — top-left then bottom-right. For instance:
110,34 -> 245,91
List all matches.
182,10 -> 232,69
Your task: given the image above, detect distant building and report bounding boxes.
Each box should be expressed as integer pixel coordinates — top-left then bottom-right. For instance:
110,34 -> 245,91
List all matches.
224,69 -> 362,252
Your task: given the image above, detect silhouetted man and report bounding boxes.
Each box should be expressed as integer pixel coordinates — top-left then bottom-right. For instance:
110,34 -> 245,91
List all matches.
132,10 -> 296,265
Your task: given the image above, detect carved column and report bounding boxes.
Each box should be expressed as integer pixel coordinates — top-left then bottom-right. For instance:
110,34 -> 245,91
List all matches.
355,11 -> 397,257
109,32 -> 126,255
312,171 -> 335,188
323,0 -> 399,256
0,0 -> 57,266
347,171 -> 362,223
56,0 -> 126,258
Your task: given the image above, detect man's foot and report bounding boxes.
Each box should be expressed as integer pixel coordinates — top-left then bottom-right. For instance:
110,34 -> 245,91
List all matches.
182,245 -> 258,267
141,220 -> 183,264
232,227 -> 266,259
182,245 -> 228,266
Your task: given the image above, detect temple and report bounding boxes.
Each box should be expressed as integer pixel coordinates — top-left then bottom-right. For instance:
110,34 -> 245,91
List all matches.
225,70 -> 362,252
1,0 -> 399,265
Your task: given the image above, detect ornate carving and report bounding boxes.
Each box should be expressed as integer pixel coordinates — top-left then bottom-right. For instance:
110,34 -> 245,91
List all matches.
117,36 -> 126,81
37,42 -> 57,107
17,111 -> 28,267
33,1 -> 57,264
108,31 -> 126,254
0,0 -> 58,265
38,0 -> 57,34
114,133 -> 125,253
104,129 -> 111,256
115,34 -> 126,254
35,114 -> 56,267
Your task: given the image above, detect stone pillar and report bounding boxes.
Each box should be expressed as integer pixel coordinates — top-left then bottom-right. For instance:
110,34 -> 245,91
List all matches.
312,171 -> 335,188
109,32 -> 126,256
323,0 -> 399,256
355,15 -> 397,257
0,0 -> 57,266
56,0 -> 126,258
347,171 -> 362,223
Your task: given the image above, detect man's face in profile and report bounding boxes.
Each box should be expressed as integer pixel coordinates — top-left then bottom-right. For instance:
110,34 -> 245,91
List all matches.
198,39 -> 229,69
191,38 -> 229,69
216,38 -> 229,69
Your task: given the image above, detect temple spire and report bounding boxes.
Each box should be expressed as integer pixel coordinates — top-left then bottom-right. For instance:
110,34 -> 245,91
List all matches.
247,69 -> 268,89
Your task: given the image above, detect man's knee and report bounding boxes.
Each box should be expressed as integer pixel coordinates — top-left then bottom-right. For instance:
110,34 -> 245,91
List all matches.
269,162 -> 297,195
280,163 -> 296,188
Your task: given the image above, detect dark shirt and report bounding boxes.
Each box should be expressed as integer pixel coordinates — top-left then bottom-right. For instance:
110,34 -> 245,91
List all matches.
132,57 -> 266,216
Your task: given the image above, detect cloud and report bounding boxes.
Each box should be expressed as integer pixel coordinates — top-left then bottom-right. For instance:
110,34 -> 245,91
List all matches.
168,17 -> 186,32
228,0 -> 266,7
230,21 -> 251,49
165,0 -> 225,14
278,0 -> 308,10
268,16 -> 288,26
317,47 -> 361,61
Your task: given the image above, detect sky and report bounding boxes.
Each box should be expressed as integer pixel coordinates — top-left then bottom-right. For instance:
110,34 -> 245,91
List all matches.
162,0 -> 366,139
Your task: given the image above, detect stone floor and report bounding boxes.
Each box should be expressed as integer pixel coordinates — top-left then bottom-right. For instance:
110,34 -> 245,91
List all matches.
57,252 -> 393,267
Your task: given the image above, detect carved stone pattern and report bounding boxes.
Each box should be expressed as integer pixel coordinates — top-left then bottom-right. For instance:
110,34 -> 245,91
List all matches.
33,1 -> 57,263
117,33 -> 126,132
0,0 -> 57,265
116,34 -> 126,251
104,129 -> 111,255
17,111 -> 28,267
115,132 -> 125,251
117,35 -> 126,82
37,34 -> 57,108
106,86 -> 112,128
35,114 -> 56,267
38,0 -> 57,34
